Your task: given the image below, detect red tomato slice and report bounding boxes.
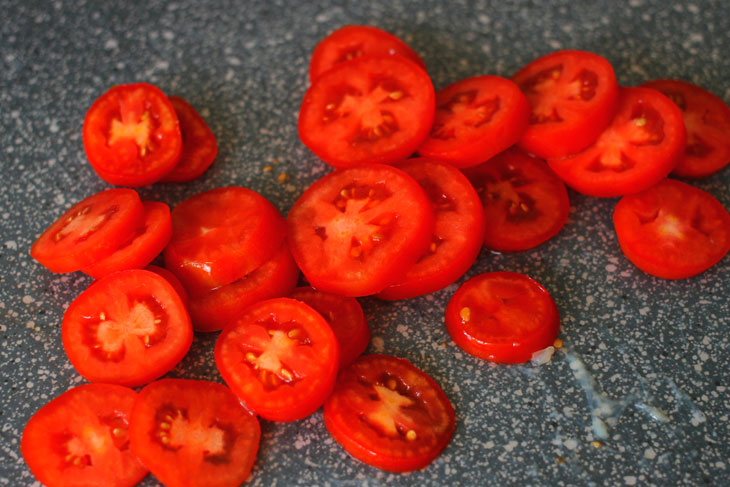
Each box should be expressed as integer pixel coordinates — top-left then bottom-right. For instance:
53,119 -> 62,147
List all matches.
323,354 -> 455,472
164,186 -> 286,297
309,25 -> 425,82
417,75 -> 530,167
62,269 -> 193,387
512,50 -> 619,159
290,286 -> 369,368
82,201 -> 172,278
160,96 -> 218,182
445,272 -> 560,363
298,55 -> 435,168
189,243 -> 300,332
129,379 -> 260,487
215,298 -> 339,422
21,383 -> 148,487
463,148 -> 570,251
377,158 -> 484,300
83,83 -> 182,187
146,264 -> 190,307
548,87 -> 687,197
641,79 -> 730,179
31,188 -> 145,273
287,164 -> 435,297
613,178 -> 730,279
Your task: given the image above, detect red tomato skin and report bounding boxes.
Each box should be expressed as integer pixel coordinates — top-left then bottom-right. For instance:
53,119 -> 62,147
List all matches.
145,264 -> 190,307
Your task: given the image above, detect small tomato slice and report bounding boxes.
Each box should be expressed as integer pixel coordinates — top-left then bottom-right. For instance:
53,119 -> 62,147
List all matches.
417,75 -> 530,167
215,298 -> 339,422
129,379 -> 261,487
146,264 -> 190,307
31,188 -> 145,273
21,383 -> 148,487
62,269 -> 193,387
83,83 -> 182,187
323,354 -> 455,472
445,272 -> 560,364
613,178 -> 730,279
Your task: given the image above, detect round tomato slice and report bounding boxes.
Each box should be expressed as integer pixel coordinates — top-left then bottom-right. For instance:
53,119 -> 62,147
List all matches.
189,243 -> 300,332
377,158 -> 484,300
215,298 -> 339,422
82,201 -> 172,278
31,188 -> 145,273
298,55 -> 435,168
512,49 -> 619,159
417,75 -> 530,167
309,25 -> 425,82
83,83 -> 182,187
21,383 -> 147,487
613,178 -> 730,279
548,87 -> 687,197
323,354 -> 455,472
129,379 -> 261,487
160,96 -> 218,182
164,186 -> 286,297
290,286 -> 369,368
445,272 -> 560,364
62,269 -> 193,387
146,264 -> 189,307
641,79 -> 730,179
463,147 -> 570,251
287,164 -> 435,297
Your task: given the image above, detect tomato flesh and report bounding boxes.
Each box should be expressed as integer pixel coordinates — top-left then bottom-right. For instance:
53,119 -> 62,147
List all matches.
161,96 -> 218,182
146,264 -> 189,307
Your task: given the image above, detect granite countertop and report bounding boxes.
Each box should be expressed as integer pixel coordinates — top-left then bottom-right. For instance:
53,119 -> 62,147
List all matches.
1,1 -> 729,486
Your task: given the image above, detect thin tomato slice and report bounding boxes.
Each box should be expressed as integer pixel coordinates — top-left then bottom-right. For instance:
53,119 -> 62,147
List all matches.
513,49 -> 619,159
146,264 -> 189,307
287,164 -> 435,297
642,79 -> 730,178
377,158 -> 484,300
613,178 -> 730,279
417,75 -> 530,167
215,298 -> 339,422
323,354 -> 455,472
83,83 -> 182,187
299,55 -> 435,168
445,272 -> 560,364
161,96 -> 218,182
21,383 -> 148,487
31,188 -> 145,273
548,87 -> 687,197
129,379 -> 260,487
463,148 -> 570,251
62,269 -> 193,387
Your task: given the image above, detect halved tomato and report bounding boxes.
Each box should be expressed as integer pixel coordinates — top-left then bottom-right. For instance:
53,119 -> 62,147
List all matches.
146,264 -> 189,307
161,96 -> 218,182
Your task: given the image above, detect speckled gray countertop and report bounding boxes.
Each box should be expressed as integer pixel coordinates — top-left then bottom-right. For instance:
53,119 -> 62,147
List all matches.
1,1 -> 729,486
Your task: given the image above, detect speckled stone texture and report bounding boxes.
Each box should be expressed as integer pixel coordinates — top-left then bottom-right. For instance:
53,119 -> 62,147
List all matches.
1,0 -> 729,486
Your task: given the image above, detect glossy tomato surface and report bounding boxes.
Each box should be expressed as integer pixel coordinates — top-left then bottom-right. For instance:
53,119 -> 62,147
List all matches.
161,96 -> 218,182
146,264 -> 189,307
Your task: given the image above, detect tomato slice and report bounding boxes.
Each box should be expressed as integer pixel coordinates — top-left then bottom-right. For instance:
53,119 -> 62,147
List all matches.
298,55 -> 435,168
463,147 -> 570,251
613,178 -> 730,279
129,379 -> 260,487
21,383 -> 147,487
160,96 -> 218,182
82,201 -> 172,278
309,25 -> 425,82
377,158 -> 484,300
62,269 -> 193,387
31,188 -> 145,273
188,243 -> 300,332
146,264 -> 189,307
164,186 -> 286,297
548,87 -> 687,197
641,79 -> 730,179
215,298 -> 339,422
417,75 -> 530,167
290,286 -> 369,368
512,49 -> 619,159
287,164 -> 435,296
445,271 -> 560,363
83,83 -> 182,187
323,354 -> 455,472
